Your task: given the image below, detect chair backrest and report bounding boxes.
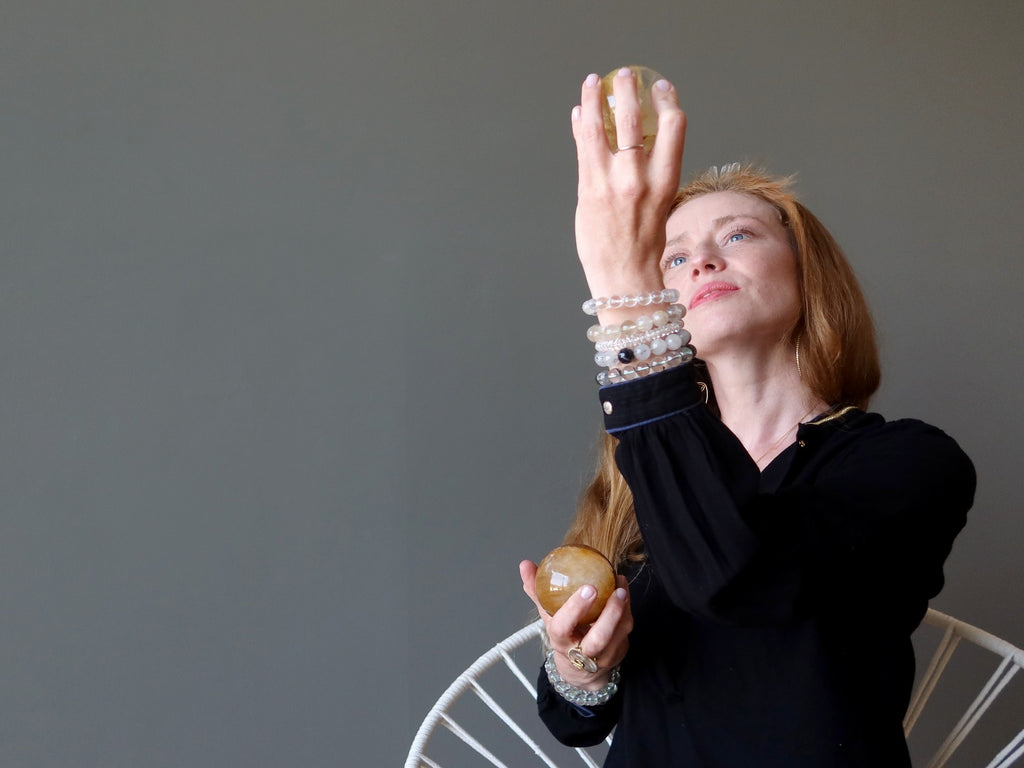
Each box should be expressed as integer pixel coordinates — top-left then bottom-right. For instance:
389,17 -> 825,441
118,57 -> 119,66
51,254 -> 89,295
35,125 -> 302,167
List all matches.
905,609 -> 1024,768
406,609 -> 1024,768
404,619 -> 606,768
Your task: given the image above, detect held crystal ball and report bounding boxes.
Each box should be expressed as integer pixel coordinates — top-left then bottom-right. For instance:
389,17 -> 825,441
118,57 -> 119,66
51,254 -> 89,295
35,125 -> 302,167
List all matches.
601,65 -> 666,153
535,545 -> 616,625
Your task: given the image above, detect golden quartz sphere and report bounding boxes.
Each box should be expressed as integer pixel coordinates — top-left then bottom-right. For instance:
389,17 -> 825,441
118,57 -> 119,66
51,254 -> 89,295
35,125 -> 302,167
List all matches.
535,545 -> 617,626
601,65 -> 666,153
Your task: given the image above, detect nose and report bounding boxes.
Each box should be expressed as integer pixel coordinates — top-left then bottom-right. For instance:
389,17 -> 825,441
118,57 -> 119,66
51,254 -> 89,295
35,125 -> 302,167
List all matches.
689,243 -> 724,276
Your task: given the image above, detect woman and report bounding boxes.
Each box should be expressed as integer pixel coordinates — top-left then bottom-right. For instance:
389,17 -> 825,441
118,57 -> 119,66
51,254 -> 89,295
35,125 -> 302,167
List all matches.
519,69 -> 975,767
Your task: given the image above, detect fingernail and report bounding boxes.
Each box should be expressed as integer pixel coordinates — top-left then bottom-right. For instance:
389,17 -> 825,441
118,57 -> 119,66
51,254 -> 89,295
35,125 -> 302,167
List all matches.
580,584 -> 596,600
584,73 -> 599,87
571,105 -> 581,121
615,588 -> 628,601
655,79 -> 671,91
617,67 -> 631,77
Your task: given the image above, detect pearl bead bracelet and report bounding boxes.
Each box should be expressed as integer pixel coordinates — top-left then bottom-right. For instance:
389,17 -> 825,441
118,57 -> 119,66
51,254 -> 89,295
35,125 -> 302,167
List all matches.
593,329 -> 691,367
582,289 -> 679,316
595,346 -> 696,386
586,304 -> 686,343
593,321 -> 688,352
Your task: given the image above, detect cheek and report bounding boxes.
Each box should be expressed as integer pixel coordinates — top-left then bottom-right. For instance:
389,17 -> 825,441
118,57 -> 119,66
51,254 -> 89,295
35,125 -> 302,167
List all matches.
769,271 -> 802,322
662,269 -> 686,294
758,271 -> 798,302
761,252 -> 800,302
781,258 -> 801,305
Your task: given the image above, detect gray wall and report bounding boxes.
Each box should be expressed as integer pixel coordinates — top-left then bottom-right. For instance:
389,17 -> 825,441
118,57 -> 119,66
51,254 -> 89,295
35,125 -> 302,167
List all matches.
2,1 -> 1021,766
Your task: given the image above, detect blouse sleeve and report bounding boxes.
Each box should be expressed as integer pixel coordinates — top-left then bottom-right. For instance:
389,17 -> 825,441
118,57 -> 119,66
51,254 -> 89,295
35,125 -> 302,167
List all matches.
535,666 -> 622,747
599,364 -> 976,626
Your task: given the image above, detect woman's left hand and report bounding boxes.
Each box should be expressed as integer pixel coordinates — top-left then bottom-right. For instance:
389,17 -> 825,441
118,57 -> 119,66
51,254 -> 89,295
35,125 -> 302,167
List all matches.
520,559 -> 632,690
571,69 -> 687,320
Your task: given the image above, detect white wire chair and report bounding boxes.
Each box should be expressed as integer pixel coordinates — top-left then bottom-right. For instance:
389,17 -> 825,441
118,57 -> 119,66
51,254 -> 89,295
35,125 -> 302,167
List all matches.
406,608 -> 1024,768
404,619 -> 606,768
906,609 -> 1024,768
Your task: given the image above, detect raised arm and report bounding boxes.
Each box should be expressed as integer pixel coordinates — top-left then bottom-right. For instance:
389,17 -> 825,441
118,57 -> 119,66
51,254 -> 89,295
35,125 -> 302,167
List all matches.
572,68 -> 686,327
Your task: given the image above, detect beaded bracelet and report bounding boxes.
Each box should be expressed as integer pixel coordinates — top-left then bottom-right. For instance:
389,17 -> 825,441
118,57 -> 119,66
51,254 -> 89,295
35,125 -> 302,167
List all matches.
594,323 -> 690,354
594,329 -> 692,368
582,289 -> 679,316
586,304 -> 686,343
544,650 -> 621,707
596,346 -> 696,386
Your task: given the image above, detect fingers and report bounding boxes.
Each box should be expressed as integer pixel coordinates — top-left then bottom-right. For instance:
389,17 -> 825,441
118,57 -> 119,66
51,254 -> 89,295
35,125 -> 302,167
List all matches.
520,559 -> 633,682
549,583 -> 631,655
572,73 -> 611,186
546,583 -> 599,637
610,67 -> 643,151
649,78 -> 686,193
552,585 -> 631,679
572,71 -> 683,191
581,582 -> 632,655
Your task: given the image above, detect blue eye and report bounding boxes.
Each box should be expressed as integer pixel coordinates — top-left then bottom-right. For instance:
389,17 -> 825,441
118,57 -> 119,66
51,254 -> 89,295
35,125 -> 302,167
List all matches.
727,232 -> 747,243
665,255 -> 687,269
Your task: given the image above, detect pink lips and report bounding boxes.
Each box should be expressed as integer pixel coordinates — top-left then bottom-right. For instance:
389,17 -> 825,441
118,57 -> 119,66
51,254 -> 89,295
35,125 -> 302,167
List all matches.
689,281 -> 739,310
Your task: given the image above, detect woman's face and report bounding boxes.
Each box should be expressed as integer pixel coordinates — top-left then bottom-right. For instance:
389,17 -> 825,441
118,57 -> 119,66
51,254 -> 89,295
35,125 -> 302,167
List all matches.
661,191 -> 800,358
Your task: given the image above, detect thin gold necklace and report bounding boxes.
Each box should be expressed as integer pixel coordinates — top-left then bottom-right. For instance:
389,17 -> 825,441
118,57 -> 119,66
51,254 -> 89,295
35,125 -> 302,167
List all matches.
752,406 -> 818,467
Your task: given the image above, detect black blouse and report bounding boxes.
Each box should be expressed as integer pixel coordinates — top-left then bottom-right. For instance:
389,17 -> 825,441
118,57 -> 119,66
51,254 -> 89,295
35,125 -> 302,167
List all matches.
537,364 -> 975,768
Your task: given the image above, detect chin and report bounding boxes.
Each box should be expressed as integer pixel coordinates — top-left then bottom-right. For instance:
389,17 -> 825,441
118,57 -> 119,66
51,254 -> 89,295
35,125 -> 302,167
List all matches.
685,322 -> 735,355
691,326 -> 771,359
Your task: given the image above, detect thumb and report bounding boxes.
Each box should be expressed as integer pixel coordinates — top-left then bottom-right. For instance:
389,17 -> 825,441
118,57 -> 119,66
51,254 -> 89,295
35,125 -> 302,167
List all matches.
519,560 -> 540,603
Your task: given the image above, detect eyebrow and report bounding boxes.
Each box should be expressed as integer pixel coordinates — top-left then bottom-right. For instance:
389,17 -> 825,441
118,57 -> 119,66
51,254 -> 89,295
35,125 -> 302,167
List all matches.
665,213 -> 771,248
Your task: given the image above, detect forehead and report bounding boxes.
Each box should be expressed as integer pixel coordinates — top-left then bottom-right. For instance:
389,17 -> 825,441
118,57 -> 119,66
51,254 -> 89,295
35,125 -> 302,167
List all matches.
667,191 -> 781,236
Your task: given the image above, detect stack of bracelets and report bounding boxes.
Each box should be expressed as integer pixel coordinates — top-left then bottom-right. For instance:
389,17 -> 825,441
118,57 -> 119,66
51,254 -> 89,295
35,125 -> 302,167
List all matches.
583,288 -> 695,387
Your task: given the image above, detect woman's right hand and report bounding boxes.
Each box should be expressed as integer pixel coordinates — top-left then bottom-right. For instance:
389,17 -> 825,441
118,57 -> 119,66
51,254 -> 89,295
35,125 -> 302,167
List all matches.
519,559 -> 633,690
571,69 -> 687,325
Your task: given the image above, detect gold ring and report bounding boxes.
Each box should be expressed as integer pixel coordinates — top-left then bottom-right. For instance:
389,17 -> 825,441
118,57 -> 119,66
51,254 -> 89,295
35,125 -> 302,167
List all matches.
567,645 -> 599,673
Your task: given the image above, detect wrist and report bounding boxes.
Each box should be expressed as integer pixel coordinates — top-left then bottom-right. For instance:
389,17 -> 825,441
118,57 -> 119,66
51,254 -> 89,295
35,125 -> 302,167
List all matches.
582,278 -> 670,325
552,652 -> 612,690
545,651 -> 621,706
581,262 -> 664,305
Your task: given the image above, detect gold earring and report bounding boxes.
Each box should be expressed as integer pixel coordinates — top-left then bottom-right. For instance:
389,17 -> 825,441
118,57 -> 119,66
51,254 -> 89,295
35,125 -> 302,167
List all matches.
795,336 -> 803,379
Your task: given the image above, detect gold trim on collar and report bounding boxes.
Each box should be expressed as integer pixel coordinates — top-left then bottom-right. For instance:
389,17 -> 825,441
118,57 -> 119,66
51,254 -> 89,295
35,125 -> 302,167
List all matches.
807,405 -> 858,427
